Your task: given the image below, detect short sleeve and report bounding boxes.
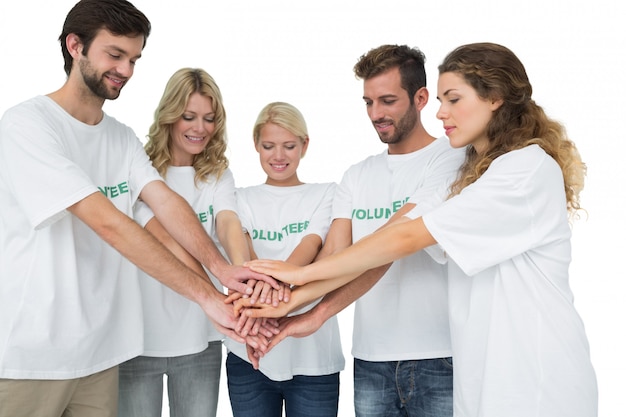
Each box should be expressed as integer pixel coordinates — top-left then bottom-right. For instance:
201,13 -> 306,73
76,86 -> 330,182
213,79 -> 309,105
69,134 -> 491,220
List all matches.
332,166 -> 357,220
213,169 -> 237,214
0,103 -> 97,229
303,183 -> 336,242
423,146 -> 568,276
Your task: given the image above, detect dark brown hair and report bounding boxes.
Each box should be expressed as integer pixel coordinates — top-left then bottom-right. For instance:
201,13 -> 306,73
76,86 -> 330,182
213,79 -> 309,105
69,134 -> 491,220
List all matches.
59,0 -> 151,76
354,44 -> 427,103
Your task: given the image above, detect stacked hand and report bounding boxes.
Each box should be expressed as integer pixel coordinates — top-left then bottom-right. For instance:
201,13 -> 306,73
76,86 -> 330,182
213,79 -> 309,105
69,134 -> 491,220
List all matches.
224,279 -> 292,368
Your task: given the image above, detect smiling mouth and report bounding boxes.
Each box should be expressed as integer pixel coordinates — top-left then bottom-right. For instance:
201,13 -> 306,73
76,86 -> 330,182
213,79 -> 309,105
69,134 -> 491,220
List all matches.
186,135 -> 205,142
105,73 -> 127,88
374,120 -> 393,128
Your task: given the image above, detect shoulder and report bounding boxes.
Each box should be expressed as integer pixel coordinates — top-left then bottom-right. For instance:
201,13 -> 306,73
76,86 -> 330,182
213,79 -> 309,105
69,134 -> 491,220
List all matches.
427,136 -> 466,161
476,145 -> 562,196
492,145 -> 556,174
2,96 -> 56,125
342,151 -> 387,175
102,112 -> 139,136
305,182 -> 336,192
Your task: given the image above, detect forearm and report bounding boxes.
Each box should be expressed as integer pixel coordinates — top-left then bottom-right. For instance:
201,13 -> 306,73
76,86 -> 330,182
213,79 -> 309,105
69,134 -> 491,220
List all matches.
141,181 -> 230,277
145,217 -> 211,281
286,234 -> 323,266
70,192 -> 220,306
299,216 -> 431,284
216,210 -> 250,265
313,263 -> 391,321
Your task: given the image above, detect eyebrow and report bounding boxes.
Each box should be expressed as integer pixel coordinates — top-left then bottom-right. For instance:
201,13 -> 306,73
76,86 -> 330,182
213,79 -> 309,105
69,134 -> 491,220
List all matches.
436,89 -> 457,101
362,94 -> 398,100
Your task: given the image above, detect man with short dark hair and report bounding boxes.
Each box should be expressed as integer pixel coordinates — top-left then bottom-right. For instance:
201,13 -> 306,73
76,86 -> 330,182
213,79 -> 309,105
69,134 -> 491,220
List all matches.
0,1 -> 273,415
263,44 -> 464,417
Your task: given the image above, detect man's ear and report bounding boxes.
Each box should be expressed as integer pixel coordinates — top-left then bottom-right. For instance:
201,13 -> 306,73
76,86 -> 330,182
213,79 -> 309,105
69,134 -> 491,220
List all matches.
66,33 -> 83,59
413,86 -> 429,111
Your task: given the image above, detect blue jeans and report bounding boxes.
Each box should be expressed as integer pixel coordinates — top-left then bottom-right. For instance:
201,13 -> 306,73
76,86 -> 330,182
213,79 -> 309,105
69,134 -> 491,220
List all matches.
118,341 -> 222,417
354,357 -> 453,417
226,352 -> 340,417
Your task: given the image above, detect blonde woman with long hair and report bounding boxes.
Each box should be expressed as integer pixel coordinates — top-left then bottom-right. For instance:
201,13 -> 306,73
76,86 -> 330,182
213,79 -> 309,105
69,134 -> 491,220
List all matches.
119,68 -> 252,417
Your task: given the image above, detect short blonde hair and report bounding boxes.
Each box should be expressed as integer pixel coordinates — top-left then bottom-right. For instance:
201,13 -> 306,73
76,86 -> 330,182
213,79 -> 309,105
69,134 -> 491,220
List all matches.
253,102 -> 308,146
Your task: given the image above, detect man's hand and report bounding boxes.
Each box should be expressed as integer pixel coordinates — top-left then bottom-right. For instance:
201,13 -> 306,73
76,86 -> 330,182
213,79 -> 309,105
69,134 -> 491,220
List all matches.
199,289 -> 247,343
267,310 -> 324,351
243,309 -> 325,360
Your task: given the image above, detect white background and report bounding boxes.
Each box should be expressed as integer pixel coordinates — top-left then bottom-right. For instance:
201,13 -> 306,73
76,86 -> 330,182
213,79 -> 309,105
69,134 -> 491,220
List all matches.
1,1 -> 624,416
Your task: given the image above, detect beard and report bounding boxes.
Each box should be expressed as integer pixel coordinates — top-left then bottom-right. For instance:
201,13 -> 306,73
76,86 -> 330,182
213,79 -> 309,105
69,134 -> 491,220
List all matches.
78,57 -> 123,100
375,102 -> 418,145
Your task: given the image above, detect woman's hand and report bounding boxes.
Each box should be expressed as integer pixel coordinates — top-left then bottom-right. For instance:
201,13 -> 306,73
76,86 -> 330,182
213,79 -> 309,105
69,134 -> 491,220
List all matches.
244,260 -> 307,286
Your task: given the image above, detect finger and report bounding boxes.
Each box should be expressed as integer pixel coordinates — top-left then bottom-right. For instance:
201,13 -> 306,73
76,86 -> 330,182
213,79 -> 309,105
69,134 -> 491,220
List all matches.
244,305 -> 280,319
241,316 -> 258,337
248,280 -> 264,305
282,285 -> 291,303
224,291 -> 243,304
246,344 -> 260,369
271,286 -> 280,307
235,311 -> 248,334
248,270 -> 280,290
267,331 -> 288,351
229,281 -> 254,296
251,318 -> 261,336
215,323 -> 244,344
266,318 -> 281,330
259,282 -> 272,304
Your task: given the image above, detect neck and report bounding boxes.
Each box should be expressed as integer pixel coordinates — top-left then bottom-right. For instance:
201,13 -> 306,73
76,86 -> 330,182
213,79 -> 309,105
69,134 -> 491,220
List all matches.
47,79 -> 105,125
265,175 -> 303,187
387,125 -> 436,155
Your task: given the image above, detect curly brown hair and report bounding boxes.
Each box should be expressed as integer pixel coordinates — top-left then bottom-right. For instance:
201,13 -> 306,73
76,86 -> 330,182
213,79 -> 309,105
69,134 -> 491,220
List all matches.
440,43 -> 585,214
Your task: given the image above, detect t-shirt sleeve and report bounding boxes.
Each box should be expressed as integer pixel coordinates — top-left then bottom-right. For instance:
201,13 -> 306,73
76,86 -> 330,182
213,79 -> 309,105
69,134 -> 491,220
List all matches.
332,166 -> 356,220
133,200 -> 155,228
0,105 -> 97,230
422,147 -> 567,276
127,134 -> 164,205
304,183 -> 336,243
213,169 -> 238,214
407,142 -> 464,214
235,188 -> 254,234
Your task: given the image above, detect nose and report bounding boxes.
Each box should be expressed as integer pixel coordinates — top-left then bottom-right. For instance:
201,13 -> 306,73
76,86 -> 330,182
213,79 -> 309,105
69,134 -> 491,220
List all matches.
368,102 -> 385,121
273,146 -> 286,160
436,103 -> 447,121
192,117 -> 206,133
116,59 -> 134,79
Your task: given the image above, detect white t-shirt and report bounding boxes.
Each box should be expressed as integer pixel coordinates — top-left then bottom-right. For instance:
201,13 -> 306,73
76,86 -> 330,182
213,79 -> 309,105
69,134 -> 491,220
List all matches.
333,136 -> 465,361
0,96 -> 162,379
225,183 -> 345,381
413,145 -> 597,417
134,167 -> 237,357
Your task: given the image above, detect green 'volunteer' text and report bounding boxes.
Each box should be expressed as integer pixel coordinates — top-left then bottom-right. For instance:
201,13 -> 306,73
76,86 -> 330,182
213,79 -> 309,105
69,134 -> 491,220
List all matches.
98,181 -> 129,198
251,220 -> 310,242
351,197 -> 410,220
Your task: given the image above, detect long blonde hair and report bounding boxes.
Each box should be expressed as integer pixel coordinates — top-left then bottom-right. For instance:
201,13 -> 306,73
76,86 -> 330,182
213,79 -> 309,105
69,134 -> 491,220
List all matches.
145,68 -> 228,184
440,43 -> 585,214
